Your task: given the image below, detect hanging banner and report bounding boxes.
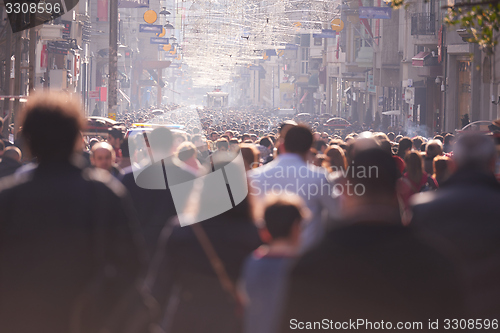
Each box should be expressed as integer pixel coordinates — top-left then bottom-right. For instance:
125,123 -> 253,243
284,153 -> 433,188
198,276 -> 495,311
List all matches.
97,0 -> 108,21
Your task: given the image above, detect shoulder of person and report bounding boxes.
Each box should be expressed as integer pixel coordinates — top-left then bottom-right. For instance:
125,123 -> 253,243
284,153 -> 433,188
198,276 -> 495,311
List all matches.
82,167 -> 128,198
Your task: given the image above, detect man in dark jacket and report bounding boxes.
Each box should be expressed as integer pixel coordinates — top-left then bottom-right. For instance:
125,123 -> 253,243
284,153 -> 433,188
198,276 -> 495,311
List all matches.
280,148 -> 464,333
121,127 -> 195,256
411,133 -> 500,317
0,93 -> 146,333
0,146 -> 22,179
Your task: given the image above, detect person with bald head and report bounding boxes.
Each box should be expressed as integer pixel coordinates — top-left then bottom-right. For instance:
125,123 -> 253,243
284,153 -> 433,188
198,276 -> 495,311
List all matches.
0,146 -> 22,179
90,141 -> 122,177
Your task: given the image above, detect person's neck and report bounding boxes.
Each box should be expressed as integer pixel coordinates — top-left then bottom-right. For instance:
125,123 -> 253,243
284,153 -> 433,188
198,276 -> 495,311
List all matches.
281,150 -> 306,162
265,239 -> 298,256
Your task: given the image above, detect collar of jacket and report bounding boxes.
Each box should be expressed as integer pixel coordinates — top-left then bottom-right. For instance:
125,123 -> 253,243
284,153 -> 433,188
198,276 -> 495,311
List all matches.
441,169 -> 500,190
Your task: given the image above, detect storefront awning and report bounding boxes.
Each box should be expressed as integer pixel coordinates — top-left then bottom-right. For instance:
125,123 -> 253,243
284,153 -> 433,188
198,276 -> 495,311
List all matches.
412,52 -> 435,67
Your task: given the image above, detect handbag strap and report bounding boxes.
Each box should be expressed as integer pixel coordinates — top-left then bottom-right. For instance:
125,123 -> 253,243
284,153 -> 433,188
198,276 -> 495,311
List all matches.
190,223 -> 241,305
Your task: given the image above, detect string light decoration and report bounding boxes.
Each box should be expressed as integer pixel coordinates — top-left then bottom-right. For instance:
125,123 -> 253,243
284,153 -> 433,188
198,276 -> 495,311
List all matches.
177,0 -> 340,87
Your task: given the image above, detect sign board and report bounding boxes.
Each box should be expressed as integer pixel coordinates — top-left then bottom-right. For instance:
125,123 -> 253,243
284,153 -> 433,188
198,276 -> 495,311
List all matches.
405,87 -> 415,105
139,24 -> 163,33
150,37 -> 170,44
89,91 -> 100,99
100,87 -> 107,102
331,19 -> 344,32
359,7 -> 392,19
313,29 -> 337,39
108,113 -> 116,121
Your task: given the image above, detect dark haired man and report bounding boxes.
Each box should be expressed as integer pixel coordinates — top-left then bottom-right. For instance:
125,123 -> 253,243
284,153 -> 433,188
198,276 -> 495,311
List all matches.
121,127 -> 195,256
0,93 -> 146,333
249,125 -> 338,249
107,126 -> 124,163
411,133 -> 500,317
281,148 -> 464,333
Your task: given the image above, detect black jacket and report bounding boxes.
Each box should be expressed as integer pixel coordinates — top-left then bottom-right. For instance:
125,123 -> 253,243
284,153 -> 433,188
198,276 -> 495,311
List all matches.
0,156 -> 21,179
281,218 -> 464,333
121,158 -> 196,257
0,162 -> 146,333
150,214 -> 261,333
411,170 -> 500,317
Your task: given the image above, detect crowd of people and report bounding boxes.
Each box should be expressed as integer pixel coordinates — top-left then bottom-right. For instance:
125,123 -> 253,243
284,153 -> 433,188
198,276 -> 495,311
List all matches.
1,92 -> 500,333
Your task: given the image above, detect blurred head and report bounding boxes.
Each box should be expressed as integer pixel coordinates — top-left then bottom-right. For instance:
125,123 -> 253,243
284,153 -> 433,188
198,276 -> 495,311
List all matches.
148,127 -> 174,160
240,143 -> 260,170
453,133 -> 497,173
412,136 -> 423,151
284,125 -> 313,156
262,195 -> 308,245
177,141 -> 197,162
433,155 -> 453,184
3,146 -> 22,162
216,138 -> 229,152
426,139 -> 443,159
21,92 -> 85,163
397,137 -> 412,157
324,145 -> 347,171
405,151 -> 424,183
345,148 -> 399,207
91,142 -> 115,171
107,127 -> 124,149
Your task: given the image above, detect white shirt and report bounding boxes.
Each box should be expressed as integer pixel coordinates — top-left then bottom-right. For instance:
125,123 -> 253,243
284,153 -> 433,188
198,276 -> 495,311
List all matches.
248,153 -> 339,249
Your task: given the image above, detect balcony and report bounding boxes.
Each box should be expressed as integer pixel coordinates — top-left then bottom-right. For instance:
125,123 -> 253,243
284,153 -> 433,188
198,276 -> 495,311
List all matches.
411,13 -> 436,36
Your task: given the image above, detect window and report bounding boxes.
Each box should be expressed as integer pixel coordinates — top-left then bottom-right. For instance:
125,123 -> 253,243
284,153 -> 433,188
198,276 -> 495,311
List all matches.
314,37 -> 322,46
301,47 -> 309,74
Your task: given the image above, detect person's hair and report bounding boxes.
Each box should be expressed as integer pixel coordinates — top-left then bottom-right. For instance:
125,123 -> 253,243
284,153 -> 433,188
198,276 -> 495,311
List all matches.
284,125 -> 313,154
240,143 -> 259,170
263,195 -> 306,240
444,133 -> 454,145
91,141 -> 115,160
177,141 -> 197,162
229,138 -> 239,145
433,135 -> 444,143
108,127 -> 124,140
216,138 -> 229,150
347,148 -> 399,198
0,117 -> 3,129
412,136 -> 423,150
433,155 -> 451,184
21,92 -> 85,162
0,139 -> 4,153
397,137 -> 412,157
3,146 -> 21,161
314,140 -> 327,152
405,151 -> 424,184
148,127 -> 173,153
324,145 -> 347,171
259,136 -> 272,148
89,138 -> 99,150
453,133 -> 496,172
426,139 -> 443,159
191,134 -> 202,144
120,137 -> 130,158
387,132 -> 395,141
